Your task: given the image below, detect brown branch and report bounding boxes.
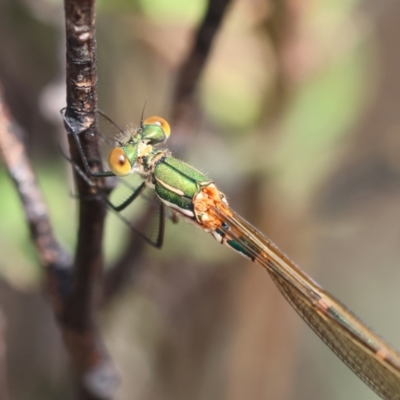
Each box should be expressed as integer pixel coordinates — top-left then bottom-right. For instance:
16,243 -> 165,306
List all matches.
0,0 -> 136,397
0,90 -> 75,396
0,83 -> 72,395
0,85 -> 71,288
61,0 -> 118,398
170,0 -> 232,146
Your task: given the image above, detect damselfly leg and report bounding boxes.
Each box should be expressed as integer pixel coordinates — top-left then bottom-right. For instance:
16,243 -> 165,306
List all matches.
60,136 -> 165,248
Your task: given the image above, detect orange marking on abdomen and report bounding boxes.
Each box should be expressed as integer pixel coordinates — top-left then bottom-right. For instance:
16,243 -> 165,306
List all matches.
316,298 -> 330,312
376,347 -> 389,362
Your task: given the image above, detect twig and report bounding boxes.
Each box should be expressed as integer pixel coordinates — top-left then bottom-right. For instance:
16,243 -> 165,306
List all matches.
170,0 -> 232,145
0,84 -> 71,288
0,88 -> 76,396
61,0 -> 118,398
0,83 -> 71,395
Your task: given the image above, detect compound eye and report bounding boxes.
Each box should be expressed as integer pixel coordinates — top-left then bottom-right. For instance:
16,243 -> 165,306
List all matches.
143,116 -> 171,139
108,147 -> 132,176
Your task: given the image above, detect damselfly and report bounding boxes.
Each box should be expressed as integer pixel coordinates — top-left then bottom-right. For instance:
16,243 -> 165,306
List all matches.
65,111 -> 400,400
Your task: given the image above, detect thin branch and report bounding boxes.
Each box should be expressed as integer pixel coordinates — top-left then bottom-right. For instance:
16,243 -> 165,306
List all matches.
61,0 -> 118,398
170,0 -> 232,145
0,83 -> 71,397
0,87 -> 70,273
0,85 -> 72,309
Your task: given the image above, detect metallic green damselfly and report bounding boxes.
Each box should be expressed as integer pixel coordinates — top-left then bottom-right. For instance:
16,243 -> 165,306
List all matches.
66,112 -> 400,400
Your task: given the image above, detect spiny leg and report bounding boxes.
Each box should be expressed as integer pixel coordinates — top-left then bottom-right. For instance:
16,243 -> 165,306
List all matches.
104,195 -> 165,248
112,181 -> 147,212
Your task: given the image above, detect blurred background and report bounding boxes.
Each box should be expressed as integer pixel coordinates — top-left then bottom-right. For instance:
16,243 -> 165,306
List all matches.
1,0 -> 400,399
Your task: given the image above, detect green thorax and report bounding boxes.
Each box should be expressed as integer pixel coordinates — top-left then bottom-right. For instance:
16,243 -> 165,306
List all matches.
152,156 -> 212,216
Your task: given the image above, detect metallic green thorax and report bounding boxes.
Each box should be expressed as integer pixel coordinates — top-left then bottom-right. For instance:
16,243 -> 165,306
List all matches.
148,152 -> 254,261
153,156 -> 212,216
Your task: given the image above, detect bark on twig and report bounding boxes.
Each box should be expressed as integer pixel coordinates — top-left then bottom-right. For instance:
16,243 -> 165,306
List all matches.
61,0 -> 119,398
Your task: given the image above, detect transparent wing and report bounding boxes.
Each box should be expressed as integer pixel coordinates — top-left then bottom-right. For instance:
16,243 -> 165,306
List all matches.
213,206 -> 400,400
97,110 -> 126,141
96,110 -> 136,162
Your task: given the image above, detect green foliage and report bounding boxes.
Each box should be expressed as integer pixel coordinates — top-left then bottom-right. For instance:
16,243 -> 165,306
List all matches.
98,0 -> 206,24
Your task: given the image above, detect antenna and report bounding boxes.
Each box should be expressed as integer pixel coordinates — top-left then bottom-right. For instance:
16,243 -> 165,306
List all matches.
140,98 -> 148,127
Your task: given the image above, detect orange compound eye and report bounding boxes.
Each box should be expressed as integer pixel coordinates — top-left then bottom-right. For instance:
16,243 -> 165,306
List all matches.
108,147 -> 132,176
143,116 -> 171,138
